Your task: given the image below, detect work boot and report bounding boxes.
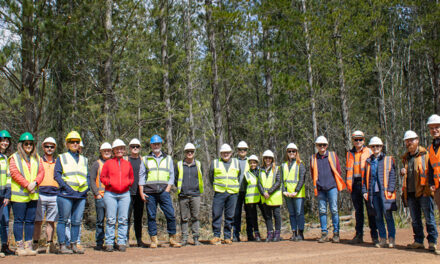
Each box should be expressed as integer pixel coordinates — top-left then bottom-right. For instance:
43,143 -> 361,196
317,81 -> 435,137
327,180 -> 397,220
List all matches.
372,238 -> 380,247
407,241 -> 424,249
71,243 -> 84,254
349,234 -> 363,244
297,230 -> 304,241
24,241 -> 37,256
47,241 -> 58,254
273,230 -> 281,242
181,238 -> 188,247
388,237 -> 395,248
332,233 -> 340,243
247,233 -> 255,242
105,245 -> 114,252
265,231 -> 274,242
15,241 -> 26,256
1,244 -> 15,255
223,239 -> 233,245
150,236 -> 158,248
117,244 -> 126,252
254,232 -> 261,242
209,237 -> 221,245
428,243 -> 440,255
169,234 -> 182,248
193,236 -> 201,246
0,252 -> 4,258
32,240 -> 39,251
137,240 -> 147,248
290,231 -> 297,241
94,244 -> 105,251
376,238 -> 387,248
318,232 -> 330,243
59,243 -> 73,254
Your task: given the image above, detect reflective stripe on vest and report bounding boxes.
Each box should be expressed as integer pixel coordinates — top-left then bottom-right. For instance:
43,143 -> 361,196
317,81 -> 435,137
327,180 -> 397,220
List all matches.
282,161 -> 305,198
144,155 -> 171,185
244,171 -> 260,203
177,160 -> 204,194
310,151 -> 346,196
9,153 -> 39,202
345,147 -> 372,192
260,166 -> 282,206
213,158 -> 240,194
364,156 -> 395,201
429,145 -> 440,189
60,153 -> 88,192
0,155 -> 7,190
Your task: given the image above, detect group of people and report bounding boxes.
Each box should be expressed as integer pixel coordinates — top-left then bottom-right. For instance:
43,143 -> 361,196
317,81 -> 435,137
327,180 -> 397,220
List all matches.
0,113 -> 440,257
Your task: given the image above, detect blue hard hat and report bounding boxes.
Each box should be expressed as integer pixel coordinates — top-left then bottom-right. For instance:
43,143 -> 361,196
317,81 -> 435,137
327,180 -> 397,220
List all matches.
150,134 -> 163,144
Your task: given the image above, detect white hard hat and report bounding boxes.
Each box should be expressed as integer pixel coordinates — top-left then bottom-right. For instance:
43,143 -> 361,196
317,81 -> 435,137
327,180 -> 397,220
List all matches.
112,139 -> 126,149
100,142 -> 112,150
262,150 -> 274,158
369,136 -> 383,146
79,141 -> 84,148
129,138 -> 141,146
315,136 -> 329,144
427,114 -> 440,126
220,144 -> 232,153
351,130 -> 365,138
42,137 -> 57,146
248,154 -> 259,162
403,130 -> 418,141
286,143 -> 298,150
237,141 -> 249,149
184,143 -> 196,151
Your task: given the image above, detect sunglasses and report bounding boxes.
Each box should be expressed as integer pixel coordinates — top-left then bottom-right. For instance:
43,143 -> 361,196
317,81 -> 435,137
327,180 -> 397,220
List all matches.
317,144 -> 327,148
238,148 -> 247,151
287,150 -> 297,153
185,151 -> 194,154
130,145 -> 140,149
371,145 -> 382,149
44,145 -> 55,149
68,141 -> 80,144
24,142 -> 34,147
353,138 -> 364,142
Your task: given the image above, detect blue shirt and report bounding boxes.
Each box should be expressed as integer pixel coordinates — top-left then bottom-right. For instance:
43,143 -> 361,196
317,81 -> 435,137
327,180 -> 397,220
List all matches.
370,156 -> 380,192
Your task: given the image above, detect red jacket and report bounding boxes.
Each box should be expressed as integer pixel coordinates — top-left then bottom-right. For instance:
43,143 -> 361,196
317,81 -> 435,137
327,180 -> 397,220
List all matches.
100,157 -> 134,194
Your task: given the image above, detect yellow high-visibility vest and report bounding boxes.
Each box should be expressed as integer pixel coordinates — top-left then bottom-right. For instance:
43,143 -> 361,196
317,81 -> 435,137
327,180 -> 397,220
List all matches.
9,152 -> 39,202
59,152 -> 88,192
213,158 -> 240,194
177,160 -> 204,194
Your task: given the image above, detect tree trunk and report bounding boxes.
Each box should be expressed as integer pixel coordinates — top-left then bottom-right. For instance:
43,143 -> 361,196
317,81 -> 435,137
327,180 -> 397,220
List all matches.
263,28 -> 276,151
432,58 -> 440,113
375,39 -> 389,151
103,0 -> 113,139
184,0 -> 195,143
205,0 -> 223,154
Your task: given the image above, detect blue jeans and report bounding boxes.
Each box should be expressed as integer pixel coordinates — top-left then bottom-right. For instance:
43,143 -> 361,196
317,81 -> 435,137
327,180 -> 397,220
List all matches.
56,196 -> 86,244
212,192 -> 238,239
372,192 -> 395,239
407,193 -> 438,244
95,198 -> 106,246
351,179 -> 378,239
318,188 -> 339,234
65,219 -> 81,245
104,191 -> 130,245
0,199 -> 10,244
146,191 -> 177,236
11,200 -> 38,242
285,197 -> 305,231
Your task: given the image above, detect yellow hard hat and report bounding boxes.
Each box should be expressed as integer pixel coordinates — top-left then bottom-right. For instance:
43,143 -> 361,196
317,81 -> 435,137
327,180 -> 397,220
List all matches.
65,131 -> 82,142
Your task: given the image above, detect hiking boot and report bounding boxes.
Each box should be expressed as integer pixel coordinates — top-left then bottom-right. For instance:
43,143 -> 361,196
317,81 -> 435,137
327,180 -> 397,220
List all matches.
224,239 -> 233,245
290,231 -> 297,241
373,238 -> 379,247
388,237 -> 395,248
297,230 -> 304,241
407,242 -> 424,249
117,245 -> 126,252
265,231 -> 274,242
0,252 -> 4,258
318,232 -> 330,243
15,241 -> 26,256
71,243 -> 84,254
273,230 -> 281,242
1,244 -> 15,255
32,240 -> 39,251
24,241 -> 37,256
59,244 -> 73,254
47,241 -> 58,254
181,239 -> 188,247
332,233 -> 340,243
376,238 -> 387,248
209,237 -> 221,245
150,236 -> 158,248
105,245 -> 114,252
169,234 -> 181,248
247,233 -> 255,242
137,241 -> 147,248
193,236 -> 201,246
428,243 -> 440,255
94,244 -> 105,251
254,232 -> 261,242
349,234 -> 363,244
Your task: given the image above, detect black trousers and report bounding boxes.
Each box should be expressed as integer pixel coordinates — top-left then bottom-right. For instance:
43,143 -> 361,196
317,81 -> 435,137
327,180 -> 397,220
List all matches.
127,194 -> 145,242
263,205 -> 281,232
244,202 -> 265,233
233,191 -> 251,238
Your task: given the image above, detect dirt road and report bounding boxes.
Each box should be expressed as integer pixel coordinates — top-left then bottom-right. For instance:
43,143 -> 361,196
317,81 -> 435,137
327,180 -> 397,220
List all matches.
5,228 -> 439,264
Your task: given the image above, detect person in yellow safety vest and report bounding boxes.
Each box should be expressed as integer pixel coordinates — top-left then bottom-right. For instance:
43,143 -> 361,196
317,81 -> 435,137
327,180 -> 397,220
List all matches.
243,155 -> 263,242
346,131 -> 378,245
175,143 -> 203,246
138,134 -> 181,248
209,143 -> 241,245
0,130 -> 14,257
233,141 -> 251,242
258,150 -> 282,242
362,137 -> 397,248
32,137 -> 59,254
9,132 -> 44,256
282,143 -> 306,242
310,136 -> 345,243
54,131 -> 89,255
89,142 -> 112,251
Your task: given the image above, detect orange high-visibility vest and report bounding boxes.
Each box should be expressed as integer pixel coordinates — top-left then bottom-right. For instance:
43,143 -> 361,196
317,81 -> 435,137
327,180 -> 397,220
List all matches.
310,151 -> 346,196
428,145 -> 440,189
401,147 -> 430,202
364,156 -> 396,201
40,159 -> 59,188
95,159 -> 105,198
346,147 -> 372,192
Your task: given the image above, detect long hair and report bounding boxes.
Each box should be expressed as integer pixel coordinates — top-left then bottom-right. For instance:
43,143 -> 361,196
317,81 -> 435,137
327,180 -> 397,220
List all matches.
284,151 -> 301,164
1,139 -> 12,156
16,142 -> 38,162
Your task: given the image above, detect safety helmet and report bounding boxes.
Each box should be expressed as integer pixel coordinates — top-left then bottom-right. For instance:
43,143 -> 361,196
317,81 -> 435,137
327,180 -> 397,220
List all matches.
351,130 -> 365,138
219,144 -> 232,153
315,136 -> 328,145
427,114 -> 440,126
184,143 -> 196,151
79,141 -> 84,148
150,134 -> 163,144
19,132 -> 34,142
237,141 -> 249,149
65,131 -> 81,142
403,130 -> 418,141
262,150 -> 275,158
369,136 -> 383,146
286,143 -> 298,150
100,142 -> 112,150
129,138 -> 141,146
42,137 -> 57,146
112,139 -> 126,149
0,130 -> 11,138
248,154 -> 259,162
